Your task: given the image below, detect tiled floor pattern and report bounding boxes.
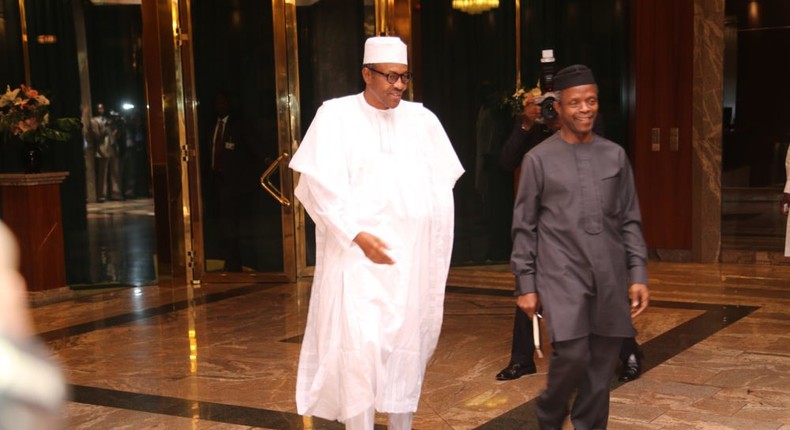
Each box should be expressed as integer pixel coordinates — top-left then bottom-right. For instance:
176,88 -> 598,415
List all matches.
26,261 -> 790,429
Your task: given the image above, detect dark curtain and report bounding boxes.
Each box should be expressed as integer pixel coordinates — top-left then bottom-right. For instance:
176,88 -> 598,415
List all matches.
0,0 -> 24,175
418,0 -> 629,265
296,0 -> 367,137
20,0 -> 87,282
0,0 -> 24,91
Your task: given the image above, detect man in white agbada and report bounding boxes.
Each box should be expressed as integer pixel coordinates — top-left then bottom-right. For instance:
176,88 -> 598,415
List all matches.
289,36 -> 464,429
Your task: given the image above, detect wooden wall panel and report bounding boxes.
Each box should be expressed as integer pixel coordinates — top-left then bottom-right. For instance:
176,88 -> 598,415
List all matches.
631,0 -> 694,250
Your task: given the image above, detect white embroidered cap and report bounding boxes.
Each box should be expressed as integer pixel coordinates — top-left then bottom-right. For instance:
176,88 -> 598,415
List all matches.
363,36 -> 408,65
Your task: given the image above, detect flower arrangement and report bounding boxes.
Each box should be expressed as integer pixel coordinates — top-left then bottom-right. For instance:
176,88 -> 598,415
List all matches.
0,85 -> 81,147
501,82 -> 542,117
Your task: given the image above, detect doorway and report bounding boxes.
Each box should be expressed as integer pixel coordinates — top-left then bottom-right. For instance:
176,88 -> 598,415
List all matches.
186,1 -> 286,281
167,0 -> 374,283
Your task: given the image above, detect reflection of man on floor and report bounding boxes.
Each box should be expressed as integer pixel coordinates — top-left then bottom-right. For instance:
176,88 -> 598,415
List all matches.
205,91 -> 261,272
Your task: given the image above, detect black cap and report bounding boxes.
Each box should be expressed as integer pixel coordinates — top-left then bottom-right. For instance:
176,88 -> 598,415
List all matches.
553,65 -> 596,91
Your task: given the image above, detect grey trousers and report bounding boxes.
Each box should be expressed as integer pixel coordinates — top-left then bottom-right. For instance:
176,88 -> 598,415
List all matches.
96,156 -> 122,200
536,334 -> 623,430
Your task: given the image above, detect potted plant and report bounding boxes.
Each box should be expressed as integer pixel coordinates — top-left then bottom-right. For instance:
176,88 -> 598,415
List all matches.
0,85 -> 82,173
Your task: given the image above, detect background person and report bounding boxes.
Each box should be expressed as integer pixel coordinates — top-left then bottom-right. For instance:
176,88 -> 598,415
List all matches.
495,89 -> 557,381
203,91 -> 263,272
89,103 -> 123,202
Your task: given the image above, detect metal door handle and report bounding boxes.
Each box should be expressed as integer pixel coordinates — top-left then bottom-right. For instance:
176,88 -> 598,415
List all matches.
260,152 -> 290,207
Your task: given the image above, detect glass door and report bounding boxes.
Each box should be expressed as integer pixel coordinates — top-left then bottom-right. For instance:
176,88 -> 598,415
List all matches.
179,0 -> 294,282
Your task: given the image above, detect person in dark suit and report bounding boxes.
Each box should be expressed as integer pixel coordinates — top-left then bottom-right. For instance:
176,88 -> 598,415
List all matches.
204,91 -> 263,272
495,90 -> 558,381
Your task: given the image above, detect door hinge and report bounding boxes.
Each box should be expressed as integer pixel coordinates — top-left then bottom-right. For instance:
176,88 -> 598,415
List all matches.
175,28 -> 189,47
181,145 -> 196,162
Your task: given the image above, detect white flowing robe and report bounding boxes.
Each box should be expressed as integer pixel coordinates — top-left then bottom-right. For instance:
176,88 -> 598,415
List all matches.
289,93 -> 463,421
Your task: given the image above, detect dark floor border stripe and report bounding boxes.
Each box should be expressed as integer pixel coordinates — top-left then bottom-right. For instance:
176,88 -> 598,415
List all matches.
39,283 -> 283,342
69,385 -> 375,429
446,285 -> 515,297
472,302 -> 759,430
40,282 -> 718,344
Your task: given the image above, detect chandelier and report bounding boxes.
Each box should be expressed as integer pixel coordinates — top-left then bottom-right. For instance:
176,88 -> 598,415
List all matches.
452,0 -> 500,15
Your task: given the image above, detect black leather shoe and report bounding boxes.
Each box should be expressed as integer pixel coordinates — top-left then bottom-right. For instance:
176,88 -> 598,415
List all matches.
496,363 -> 537,381
619,352 -> 642,382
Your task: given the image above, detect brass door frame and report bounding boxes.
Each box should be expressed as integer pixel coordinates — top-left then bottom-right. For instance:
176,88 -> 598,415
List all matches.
184,0 -> 296,283
142,0 -> 414,283
272,0 -> 299,282
142,0 -> 298,284
140,0 -> 193,284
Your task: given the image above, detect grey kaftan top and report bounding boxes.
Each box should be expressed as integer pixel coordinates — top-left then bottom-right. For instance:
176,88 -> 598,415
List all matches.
511,133 -> 647,343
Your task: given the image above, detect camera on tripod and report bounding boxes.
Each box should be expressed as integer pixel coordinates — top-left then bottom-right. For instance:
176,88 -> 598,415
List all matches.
534,49 -> 558,123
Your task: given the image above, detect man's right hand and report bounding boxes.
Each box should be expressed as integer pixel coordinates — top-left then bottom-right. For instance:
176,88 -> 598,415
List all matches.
782,193 -> 790,215
353,232 -> 395,265
516,292 -> 540,319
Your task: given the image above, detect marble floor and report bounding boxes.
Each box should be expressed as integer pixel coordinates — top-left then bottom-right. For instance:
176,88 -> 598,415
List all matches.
27,260 -> 790,429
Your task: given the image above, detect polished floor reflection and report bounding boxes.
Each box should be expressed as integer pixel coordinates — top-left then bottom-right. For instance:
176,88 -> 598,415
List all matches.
721,187 -> 790,264
66,198 -> 157,288
29,261 -> 790,429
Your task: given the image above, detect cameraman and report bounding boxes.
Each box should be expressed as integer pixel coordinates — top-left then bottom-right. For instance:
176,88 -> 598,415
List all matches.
495,90 -> 644,383
495,90 -> 558,381
499,91 -> 559,175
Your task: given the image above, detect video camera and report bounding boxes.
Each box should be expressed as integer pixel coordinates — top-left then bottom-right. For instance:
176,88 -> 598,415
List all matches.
107,110 -> 126,129
534,49 -> 558,123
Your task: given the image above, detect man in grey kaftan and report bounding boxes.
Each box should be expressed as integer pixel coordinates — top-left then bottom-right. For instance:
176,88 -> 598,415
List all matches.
510,65 -> 649,430
289,37 -> 463,430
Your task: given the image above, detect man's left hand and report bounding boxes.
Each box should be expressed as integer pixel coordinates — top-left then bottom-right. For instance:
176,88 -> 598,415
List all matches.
353,231 -> 394,265
628,283 -> 649,318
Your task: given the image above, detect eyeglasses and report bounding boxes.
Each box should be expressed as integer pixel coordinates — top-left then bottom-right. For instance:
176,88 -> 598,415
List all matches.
366,66 -> 413,84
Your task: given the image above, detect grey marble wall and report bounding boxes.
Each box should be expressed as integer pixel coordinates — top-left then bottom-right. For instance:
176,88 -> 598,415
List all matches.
692,0 -> 724,263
